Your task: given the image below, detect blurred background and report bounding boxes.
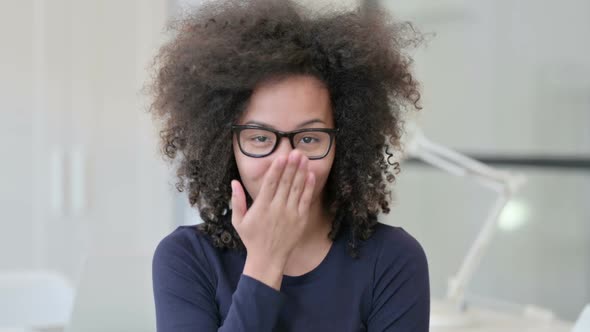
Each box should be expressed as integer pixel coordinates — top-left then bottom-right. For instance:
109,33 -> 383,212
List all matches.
1,0 -> 588,331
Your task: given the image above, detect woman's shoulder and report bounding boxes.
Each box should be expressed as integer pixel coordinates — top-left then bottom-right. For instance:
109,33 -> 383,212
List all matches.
372,222 -> 424,249
153,224 -> 218,270
152,225 -> 219,301
156,224 -> 208,251
368,222 -> 428,265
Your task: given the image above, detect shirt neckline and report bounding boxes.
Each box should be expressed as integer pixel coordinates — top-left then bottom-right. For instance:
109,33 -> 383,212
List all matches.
280,233 -> 341,287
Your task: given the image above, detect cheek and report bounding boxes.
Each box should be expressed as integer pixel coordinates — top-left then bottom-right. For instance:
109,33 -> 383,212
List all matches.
233,141 -> 270,199
308,157 -> 335,198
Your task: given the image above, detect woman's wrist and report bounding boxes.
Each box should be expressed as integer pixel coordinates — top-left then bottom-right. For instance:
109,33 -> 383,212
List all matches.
243,254 -> 286,291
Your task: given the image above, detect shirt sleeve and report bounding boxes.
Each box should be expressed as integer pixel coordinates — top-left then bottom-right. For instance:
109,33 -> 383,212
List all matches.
367,228 -> 430,331
152,228 -> 286,332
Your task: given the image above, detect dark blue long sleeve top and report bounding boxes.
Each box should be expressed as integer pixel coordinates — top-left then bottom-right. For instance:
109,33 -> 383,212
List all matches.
152,216 -> 430,332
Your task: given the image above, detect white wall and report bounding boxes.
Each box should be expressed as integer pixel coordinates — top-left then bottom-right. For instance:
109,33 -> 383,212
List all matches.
379,0 -> 590,321
0,0 -> 35,270
0,0 -> 176,284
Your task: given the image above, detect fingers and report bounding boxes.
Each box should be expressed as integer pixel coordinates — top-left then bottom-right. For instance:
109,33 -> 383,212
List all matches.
273,150 -> 302,204
231,180 -> 247,227
256,155 -> 287,204
257,150 -> 314,218
287,155 -> 308,208
298,172 -> 315,217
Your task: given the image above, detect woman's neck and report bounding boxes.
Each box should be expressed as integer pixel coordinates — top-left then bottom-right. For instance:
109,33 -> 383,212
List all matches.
295,200 -> 335,249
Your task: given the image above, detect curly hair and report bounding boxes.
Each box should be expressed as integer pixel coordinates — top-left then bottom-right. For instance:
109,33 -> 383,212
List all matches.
147,0 -> 422,258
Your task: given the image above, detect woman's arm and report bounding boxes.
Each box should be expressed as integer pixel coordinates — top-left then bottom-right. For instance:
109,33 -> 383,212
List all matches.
367,228 -> 430,331
152,231 -> 285,332
153,146 -> 315,331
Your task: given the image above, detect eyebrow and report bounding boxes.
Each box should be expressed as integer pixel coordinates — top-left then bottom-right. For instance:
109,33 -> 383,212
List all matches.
244,119 -> 326,129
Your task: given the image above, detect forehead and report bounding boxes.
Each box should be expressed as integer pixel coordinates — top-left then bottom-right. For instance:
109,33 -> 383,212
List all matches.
239,75 -> 334,130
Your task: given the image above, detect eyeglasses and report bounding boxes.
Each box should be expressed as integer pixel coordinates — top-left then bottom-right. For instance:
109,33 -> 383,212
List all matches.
231,124 -> 339,160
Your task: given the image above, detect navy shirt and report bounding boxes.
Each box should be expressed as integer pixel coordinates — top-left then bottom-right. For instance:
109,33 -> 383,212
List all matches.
152,216 -> 430,331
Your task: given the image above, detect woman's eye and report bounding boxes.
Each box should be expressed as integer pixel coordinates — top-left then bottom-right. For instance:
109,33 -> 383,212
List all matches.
301,136 -> 319,144
252,136 -> 269,142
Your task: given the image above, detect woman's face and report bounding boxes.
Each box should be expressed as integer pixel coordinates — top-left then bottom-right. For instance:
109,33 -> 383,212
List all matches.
233,75 -> 336,205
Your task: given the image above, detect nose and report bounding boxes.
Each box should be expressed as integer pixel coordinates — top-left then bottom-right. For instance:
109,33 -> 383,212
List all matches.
273,136 -> 295,159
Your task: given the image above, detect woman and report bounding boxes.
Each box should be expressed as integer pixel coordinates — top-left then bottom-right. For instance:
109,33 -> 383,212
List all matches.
149,0 -> 429,331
